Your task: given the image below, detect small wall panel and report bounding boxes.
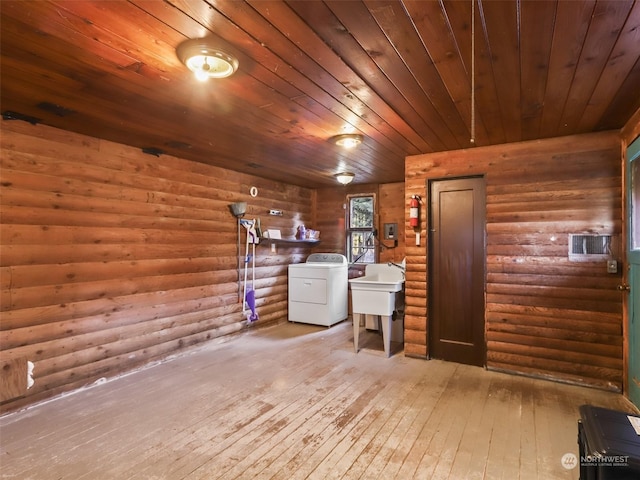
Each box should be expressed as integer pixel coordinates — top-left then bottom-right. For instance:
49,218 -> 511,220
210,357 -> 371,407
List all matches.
0,121 -> 314,412
405,130 -> 624,391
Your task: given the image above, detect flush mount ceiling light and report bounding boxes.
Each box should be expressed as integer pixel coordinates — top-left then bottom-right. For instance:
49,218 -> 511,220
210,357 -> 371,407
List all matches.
332,133 -> 363,148
176,38 -> 239,81
335,172 -> 355,185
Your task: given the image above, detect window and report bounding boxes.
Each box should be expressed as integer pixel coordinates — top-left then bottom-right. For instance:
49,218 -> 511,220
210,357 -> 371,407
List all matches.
347,194 -> 376,263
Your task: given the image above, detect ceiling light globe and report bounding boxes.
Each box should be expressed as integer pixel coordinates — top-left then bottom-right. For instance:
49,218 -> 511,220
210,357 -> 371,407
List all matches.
335,172 -> 355,185
333,134 -> 363,148
177,39 -> 239,80
194,67 -> 210,82
340,138 -> 359,148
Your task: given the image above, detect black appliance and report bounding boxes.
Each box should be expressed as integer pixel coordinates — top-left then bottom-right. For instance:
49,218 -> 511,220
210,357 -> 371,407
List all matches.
577,405 -> 640,480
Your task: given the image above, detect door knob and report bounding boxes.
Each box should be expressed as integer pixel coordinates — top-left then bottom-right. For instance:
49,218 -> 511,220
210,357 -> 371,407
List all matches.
617,284 -> 630,291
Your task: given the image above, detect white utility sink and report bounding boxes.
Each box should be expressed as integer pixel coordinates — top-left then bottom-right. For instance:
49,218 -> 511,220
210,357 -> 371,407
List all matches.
349,274 -> 403,293
349,262 -> 405,315
349,261 -> 405,357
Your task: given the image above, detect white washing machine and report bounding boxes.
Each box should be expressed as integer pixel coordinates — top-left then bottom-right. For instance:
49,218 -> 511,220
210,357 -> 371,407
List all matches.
288,253 -> 348,326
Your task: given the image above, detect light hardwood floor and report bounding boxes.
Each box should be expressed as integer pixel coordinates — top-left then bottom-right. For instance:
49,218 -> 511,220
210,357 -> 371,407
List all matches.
0,321 -> 636,479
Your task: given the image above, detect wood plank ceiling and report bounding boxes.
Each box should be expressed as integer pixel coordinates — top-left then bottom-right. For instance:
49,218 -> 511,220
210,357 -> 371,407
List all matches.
1,0 -> 639,188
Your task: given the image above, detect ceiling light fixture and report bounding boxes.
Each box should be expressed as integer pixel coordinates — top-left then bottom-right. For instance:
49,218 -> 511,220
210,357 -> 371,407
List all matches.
333,133 -> 363,148
335,172 -> 355,185
176,38 -> 239,81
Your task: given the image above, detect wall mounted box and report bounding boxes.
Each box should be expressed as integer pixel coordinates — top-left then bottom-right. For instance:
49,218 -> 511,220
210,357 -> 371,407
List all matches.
384,223 -> 398,240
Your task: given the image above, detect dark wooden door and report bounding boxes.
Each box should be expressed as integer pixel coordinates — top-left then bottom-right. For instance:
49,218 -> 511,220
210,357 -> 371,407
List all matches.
429,177 -> 486,366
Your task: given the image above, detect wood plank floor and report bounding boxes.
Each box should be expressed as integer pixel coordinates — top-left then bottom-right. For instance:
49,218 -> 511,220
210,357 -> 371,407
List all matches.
0,321 -> 636,479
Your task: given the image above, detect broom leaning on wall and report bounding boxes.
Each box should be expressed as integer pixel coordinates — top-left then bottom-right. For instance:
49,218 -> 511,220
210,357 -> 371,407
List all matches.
240,219 -> 259,323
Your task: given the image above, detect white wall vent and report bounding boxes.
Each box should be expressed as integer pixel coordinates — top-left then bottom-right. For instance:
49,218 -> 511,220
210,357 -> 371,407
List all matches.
568,234 -> 615,261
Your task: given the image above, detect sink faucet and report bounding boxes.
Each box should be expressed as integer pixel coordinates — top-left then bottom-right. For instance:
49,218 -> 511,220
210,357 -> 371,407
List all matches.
388,262 -> 405,279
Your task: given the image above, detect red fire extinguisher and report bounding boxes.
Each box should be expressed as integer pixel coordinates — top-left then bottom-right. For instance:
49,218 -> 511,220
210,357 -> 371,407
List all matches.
409,195 -> 420,228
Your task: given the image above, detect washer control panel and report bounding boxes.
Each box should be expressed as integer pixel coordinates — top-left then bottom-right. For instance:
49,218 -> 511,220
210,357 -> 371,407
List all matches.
306,253 -> 347,264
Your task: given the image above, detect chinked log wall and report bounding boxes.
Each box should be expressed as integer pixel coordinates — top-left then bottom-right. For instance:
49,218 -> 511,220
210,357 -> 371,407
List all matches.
405,130 -> 624,391
0,121 -> 314,413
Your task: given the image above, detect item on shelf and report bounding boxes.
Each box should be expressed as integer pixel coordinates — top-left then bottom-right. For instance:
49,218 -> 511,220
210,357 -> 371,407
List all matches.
265,229 -> 281,239
305,229 -> 320,240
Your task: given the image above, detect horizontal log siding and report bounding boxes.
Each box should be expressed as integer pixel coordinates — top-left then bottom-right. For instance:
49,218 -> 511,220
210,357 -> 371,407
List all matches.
405,131 -> 624,390
378,183 -> 406,266
312,186 -> 349,256
0,121 -> 313,413
314,182 -> 405,262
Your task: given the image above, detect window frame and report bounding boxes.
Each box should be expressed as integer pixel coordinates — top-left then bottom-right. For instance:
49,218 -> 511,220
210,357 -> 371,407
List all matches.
346,193 -> 377,264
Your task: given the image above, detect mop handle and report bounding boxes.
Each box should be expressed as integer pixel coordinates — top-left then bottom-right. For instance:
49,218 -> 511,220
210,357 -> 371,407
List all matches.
242,222 -> 250,312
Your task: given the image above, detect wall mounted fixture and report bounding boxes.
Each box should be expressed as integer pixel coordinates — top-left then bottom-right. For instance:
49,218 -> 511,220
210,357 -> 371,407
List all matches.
176,38 -> 239,81
229,202 -> 247,218
332,134 -> 363,148
335,172 -> 355,185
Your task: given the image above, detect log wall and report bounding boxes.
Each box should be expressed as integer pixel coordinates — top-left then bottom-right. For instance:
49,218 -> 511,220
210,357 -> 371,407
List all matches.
0,121 -> 315,413
378,183 -> 406,266
405,131 -> 624,391
314,183 -> 406,264
315,182 -> 405,317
